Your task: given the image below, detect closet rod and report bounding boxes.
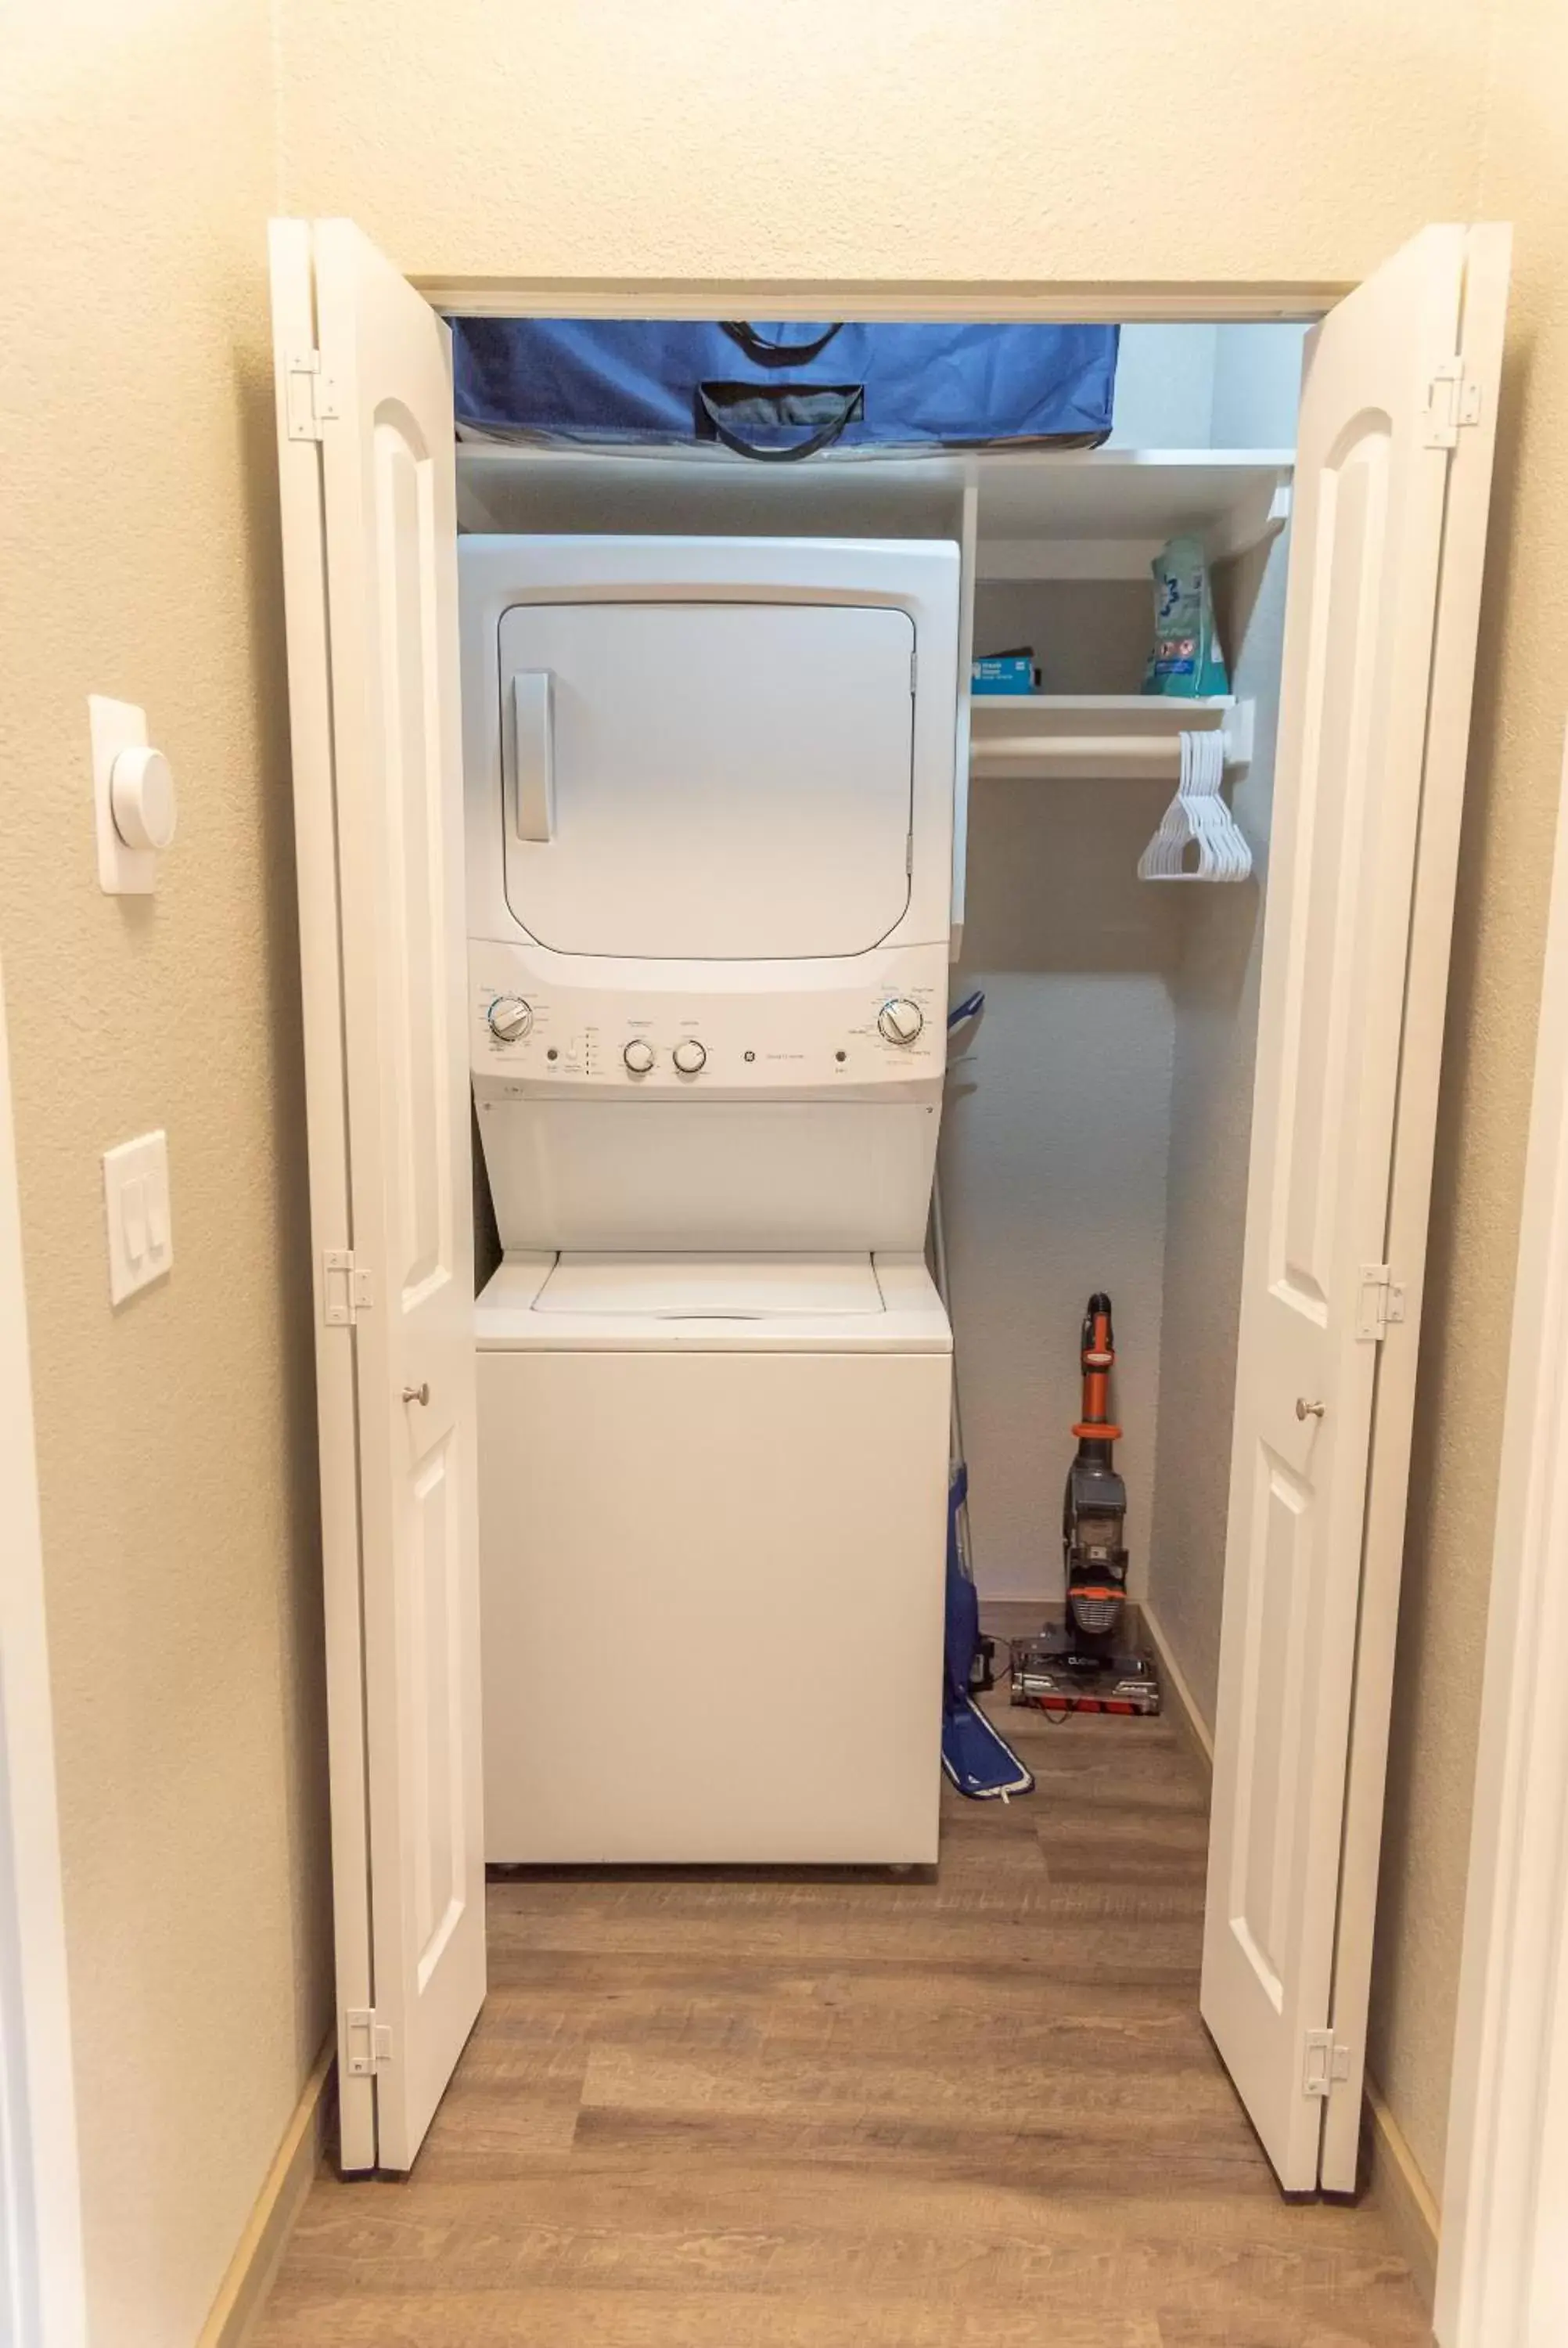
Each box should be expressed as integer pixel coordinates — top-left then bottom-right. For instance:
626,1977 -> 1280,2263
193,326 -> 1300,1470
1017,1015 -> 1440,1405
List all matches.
973,734 -> 1223,773
969,701 -> 1254,778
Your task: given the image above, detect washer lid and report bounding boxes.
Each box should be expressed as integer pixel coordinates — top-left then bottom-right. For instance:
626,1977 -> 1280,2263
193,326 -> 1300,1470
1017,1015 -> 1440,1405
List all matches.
533,1253 -> 885,1318
476,1252 -> 950,1352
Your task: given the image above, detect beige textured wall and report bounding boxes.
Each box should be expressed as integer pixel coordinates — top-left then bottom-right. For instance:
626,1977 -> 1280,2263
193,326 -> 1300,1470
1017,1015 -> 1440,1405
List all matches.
0,8 -> 330,2345
273,0 -> 1486,287
1369,4 -> 1568,2197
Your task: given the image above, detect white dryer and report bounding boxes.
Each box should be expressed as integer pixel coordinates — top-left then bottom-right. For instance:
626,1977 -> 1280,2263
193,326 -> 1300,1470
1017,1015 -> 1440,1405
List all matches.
462,533 -> 961,1863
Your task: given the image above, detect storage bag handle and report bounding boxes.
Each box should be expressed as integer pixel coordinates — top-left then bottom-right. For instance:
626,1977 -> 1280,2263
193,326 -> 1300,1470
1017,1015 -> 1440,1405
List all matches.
718,321 -> 843,365
695,380 -> 864,463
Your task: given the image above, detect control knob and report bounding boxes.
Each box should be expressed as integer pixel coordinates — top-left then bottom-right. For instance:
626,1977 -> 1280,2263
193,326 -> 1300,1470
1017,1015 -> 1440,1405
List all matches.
487,995 -> 533,1043
877,997 -> 925,1046
623,1038 -> 656,1075
671,1038 -> 708,1075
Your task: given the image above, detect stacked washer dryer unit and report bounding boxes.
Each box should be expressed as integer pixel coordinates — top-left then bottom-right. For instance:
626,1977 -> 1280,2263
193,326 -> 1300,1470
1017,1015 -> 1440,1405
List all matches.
462,533 -> 962,1864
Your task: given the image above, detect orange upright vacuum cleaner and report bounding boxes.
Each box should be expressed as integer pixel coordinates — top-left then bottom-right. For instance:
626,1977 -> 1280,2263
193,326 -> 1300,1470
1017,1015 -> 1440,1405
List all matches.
1009,1293 -> 1163,1716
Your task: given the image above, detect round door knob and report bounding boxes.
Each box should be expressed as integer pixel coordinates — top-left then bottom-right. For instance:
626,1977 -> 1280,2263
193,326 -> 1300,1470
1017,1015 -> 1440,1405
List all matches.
1296,1397 -> 1326,1421
878,997 -> 925,1046
623,1038 -> 656,1075
110,745 -> 178,852
672,1039 -> 707,1075
487,996 -> 532,1043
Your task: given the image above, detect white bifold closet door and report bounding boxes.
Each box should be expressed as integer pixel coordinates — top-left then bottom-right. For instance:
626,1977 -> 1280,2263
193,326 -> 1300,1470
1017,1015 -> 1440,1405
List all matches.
1203,224 -> 1509,2191
267,207 -> 1509,2185
269,218 -> 484,2173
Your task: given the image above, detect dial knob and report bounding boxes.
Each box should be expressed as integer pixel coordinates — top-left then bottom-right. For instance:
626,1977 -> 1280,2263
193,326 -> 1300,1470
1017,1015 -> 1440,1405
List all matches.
671,1038 -> 707,1075
487,995 -> 533,1043
110,746 -> 178,852
623,1037 -> 656,1075
877,998 -> 925,1046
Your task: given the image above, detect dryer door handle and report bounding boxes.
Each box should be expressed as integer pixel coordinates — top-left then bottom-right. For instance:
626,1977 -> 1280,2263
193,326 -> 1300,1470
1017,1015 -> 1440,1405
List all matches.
509,670 -> 556,843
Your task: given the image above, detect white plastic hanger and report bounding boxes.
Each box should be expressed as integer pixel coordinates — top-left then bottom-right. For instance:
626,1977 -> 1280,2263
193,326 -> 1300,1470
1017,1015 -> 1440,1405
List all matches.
1138,728 -> 1253,884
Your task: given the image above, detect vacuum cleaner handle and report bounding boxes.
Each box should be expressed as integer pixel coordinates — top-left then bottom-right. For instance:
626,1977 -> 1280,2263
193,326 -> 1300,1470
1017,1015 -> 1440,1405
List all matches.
1077,1293 -> 1119,1437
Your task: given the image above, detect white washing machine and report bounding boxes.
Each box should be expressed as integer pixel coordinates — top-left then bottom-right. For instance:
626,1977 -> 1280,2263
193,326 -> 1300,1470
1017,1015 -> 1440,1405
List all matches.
462,532 -> 961,1864
476,1254 -> 950,1863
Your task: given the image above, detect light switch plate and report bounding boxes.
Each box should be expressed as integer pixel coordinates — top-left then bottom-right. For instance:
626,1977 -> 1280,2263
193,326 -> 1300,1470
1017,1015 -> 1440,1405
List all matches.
103,1130 -> 173,1305
90,694 -> 157,895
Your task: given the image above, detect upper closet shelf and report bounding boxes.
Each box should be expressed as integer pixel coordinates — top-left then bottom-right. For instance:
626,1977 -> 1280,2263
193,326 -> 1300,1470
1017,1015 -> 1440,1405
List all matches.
969,694 -> 1255,780
455,443 -> 1293,574
971,451 -> 1293,578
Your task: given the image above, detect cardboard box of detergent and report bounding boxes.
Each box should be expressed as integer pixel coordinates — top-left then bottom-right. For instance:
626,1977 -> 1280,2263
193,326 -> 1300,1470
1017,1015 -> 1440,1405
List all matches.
970,650 -> 1039,697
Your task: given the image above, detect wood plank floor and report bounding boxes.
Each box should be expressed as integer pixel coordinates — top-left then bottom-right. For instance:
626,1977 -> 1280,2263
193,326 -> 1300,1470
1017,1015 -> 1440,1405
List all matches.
254,1628 -> 1429,2346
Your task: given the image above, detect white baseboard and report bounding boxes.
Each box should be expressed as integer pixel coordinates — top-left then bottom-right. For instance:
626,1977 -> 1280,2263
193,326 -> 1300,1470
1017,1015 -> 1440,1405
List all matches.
1140,1599 -> 1214,1785
1363,2076 -> 1440,2315
196,2033 -> 334,2348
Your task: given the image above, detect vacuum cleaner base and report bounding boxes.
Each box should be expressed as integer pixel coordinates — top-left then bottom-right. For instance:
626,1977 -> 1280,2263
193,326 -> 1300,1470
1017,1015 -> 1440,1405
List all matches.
1009,1633 -> 1162,1717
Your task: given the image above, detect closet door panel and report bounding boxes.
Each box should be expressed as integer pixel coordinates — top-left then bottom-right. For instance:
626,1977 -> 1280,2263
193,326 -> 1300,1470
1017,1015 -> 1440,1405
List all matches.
270,216 -> 485,2176
1202,225 -> 1506,2191
1317,227 -> 1512,2195
317,217 -> 485,2175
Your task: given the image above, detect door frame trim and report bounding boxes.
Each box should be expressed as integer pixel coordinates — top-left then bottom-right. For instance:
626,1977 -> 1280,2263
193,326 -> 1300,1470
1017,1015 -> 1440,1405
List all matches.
302,236 -> 1555,2306
414,275 -> 1345,323
0,949 -> 87,2348
1436,726 -> 1568,2348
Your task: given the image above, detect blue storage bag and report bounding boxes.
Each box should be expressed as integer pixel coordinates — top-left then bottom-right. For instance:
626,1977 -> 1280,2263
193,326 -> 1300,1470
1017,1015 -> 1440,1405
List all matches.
450,319 -> 1118,460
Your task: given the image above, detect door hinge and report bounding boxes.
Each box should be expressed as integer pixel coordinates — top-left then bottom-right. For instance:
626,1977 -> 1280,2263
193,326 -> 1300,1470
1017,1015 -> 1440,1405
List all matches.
1422,358 -> 1482,450
286,348 -> 340,441
1354,1262 -> 1407,1343
322,1248 -> 374,1327
345,2008 -> 394,2077
1303,2030 -> 1353,2098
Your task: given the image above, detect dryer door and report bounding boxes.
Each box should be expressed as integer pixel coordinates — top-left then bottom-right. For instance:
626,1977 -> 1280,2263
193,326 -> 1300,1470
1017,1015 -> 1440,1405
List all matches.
497,599 -> 915,959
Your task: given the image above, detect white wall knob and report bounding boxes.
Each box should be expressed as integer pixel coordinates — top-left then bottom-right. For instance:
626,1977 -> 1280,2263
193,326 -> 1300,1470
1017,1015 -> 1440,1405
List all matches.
109,746 -> 177,853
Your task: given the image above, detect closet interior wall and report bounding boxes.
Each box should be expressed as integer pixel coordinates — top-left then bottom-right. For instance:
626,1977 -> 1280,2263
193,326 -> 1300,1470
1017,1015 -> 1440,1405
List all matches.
939,321 -> 1300,1651
940,584 -> 1182,1605
1146,529 -> 1289,1718
939,556 -> 1287,1628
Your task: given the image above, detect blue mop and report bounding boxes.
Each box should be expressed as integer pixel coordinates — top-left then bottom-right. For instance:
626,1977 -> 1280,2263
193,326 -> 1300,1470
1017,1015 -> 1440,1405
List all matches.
934,995 -> 1034,1801
941,1467 -> 1034,1799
